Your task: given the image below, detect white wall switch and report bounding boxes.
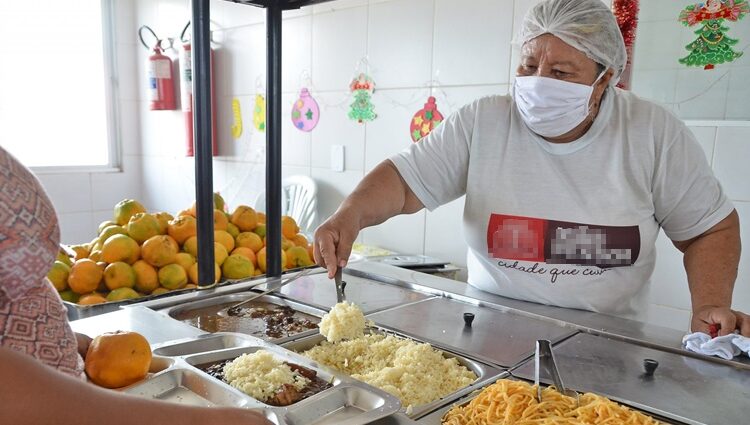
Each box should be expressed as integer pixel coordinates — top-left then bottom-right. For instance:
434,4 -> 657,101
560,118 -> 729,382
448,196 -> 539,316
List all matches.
331,145 -> 345,172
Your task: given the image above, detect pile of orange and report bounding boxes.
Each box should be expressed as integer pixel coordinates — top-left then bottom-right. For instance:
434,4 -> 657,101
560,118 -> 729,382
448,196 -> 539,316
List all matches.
51,195 -> 315,305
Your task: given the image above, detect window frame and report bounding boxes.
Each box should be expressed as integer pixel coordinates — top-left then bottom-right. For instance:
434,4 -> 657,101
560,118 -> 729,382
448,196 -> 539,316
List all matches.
30,0 -> 121,175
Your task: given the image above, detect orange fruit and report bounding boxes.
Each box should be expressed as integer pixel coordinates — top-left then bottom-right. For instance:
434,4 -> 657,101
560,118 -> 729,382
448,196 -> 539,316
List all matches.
98,225 -> 128,246
141,235 -> 179,267
126,212 -> 162,244
230,205 -> 258,232
59,290 -> 79,303
256,212 -> 266,224
113,199 -> 147,226
281,216 -> 299,239
226,222 -> 240,239
214,243 -> 228,266
104,262 -> 136,291
88,250 -> 102,263
174,252 -> 195,273
47,260 -> 71,292
150,287 -> 170,296
151,212 -> 174,235
286,246 -> 314,268
98,220 -> 117,234
184,283 -> 197,289
168,215 -> 197,245
85,331 -> 152,389
176,208 -> 194,218
257,247 -> 287,273
253,223 -> 267,239
222,254 -> 254,280
213,209 -> 229,231
236,232 -> 263,253
101,234 -> 140,265
132,260 -> 159,294
78,293 -> 107,305
158,264 -> 188,290
106,287 -> 140,302
70,244 -> 90,261
183,236 -> 199,258
188,262 -> 221,285
214,230 -> 235,252
231,247 -> 256,265
291,233 -> 309,248
68,259 -> 104,294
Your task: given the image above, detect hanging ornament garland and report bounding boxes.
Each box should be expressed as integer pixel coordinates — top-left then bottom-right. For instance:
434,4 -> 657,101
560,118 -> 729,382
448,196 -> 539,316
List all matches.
678,0 -> 748,70
231,98 -> 243,139
291,88 -> 320,132
253,94 -> 266,131
410,96 -> 444,143
348,73 -> 377,123
612,0 -> 640,90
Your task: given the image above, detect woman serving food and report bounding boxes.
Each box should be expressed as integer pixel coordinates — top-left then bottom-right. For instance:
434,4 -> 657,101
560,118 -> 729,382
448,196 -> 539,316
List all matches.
315,0 -> 748,336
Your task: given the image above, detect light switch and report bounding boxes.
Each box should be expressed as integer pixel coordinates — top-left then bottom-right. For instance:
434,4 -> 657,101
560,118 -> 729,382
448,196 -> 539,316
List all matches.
331,145 -> 345,172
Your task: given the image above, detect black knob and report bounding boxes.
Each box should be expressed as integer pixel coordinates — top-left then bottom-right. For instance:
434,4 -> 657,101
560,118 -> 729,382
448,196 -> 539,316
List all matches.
341,280 -> 347,292
643,359 -> 658,376
463,312 -> 475,327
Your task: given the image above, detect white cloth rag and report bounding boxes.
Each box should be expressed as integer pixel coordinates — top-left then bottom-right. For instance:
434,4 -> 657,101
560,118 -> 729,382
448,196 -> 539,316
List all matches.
682,332 -> 750,360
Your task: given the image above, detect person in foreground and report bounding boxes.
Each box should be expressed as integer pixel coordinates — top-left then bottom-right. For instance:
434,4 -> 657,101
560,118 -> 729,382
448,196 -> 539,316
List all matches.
0,145 -> 270,424
314,0 -> 747,336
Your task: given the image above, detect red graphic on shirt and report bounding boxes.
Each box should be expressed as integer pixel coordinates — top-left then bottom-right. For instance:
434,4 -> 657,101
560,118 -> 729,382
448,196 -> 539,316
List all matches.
487,213 -> 640,268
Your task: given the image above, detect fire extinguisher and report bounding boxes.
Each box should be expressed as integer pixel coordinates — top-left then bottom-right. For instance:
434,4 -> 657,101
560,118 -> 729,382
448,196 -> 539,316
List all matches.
180,22 -> 218,157
139,26 -> 176,111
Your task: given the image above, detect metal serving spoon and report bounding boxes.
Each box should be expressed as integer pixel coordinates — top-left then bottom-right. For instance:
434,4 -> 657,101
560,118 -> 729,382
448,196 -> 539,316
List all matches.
220,268 -> 312,316
535,339 -> 580,407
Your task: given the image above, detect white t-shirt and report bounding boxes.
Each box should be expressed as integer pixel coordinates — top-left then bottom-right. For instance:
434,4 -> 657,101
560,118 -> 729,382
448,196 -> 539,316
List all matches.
390,88 -> 734,317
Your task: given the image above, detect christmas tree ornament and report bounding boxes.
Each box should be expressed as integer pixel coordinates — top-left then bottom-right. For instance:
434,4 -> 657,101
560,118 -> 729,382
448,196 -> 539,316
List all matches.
612,0 -> 640,90
291,88 -> 320,132
410,96 -> 444,142
348,73 -> 376,123
678,0 -> 748,70
231,98 -> 243,139
253,94 -> 266,131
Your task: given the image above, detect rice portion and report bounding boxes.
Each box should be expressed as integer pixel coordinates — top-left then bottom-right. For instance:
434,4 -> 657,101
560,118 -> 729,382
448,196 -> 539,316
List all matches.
223,350 -> 310,402
319,301 -> 367,343
302,333 -> 477,409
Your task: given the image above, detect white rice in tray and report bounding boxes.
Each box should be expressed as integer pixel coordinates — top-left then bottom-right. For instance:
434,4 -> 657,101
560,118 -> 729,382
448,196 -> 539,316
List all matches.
302,333 -> 477,410
319,301 -> 367,343
223,350 -> 310,402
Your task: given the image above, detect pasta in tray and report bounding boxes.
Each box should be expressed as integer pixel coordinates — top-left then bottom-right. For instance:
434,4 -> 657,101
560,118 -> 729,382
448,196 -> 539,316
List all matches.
442,379 -> 662,425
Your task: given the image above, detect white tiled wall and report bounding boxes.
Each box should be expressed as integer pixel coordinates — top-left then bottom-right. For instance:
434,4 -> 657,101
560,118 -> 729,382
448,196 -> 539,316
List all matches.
127,0 -> 749,331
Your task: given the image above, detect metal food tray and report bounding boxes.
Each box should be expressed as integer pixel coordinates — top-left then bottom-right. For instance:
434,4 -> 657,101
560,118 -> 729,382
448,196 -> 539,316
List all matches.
281,327 -> 506,419
131,332 -> 401,425
160,293 -> 326,344
415,376 -> 680,425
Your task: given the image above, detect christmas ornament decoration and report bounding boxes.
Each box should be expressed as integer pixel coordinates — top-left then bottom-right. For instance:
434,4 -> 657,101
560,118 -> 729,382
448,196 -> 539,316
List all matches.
612,0 -> 640,90
410,96 -> 444,142
291,88 -> 320,132
679,0 -> 748,70
231,98 -> 242,139
253,94 -> 266,132
348,73 -> 376,123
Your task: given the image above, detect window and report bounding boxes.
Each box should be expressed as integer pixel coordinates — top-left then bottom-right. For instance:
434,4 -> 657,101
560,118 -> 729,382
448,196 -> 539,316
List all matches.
0,0 -> 117,169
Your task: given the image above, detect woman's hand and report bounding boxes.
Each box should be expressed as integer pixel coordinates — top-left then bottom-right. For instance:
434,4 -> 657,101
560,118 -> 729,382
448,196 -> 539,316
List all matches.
691,306 -> 750,337
314,212 -> 360,279
75,332 -> 93,359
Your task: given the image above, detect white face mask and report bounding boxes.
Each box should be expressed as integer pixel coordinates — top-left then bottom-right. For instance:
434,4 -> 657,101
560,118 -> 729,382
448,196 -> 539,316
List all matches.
512,71 -> 605,138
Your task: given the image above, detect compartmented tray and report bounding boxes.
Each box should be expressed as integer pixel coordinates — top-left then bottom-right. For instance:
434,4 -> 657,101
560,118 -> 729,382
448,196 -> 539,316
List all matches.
281,327 -> 506,419
130,332 -> 402,425
161,294 -> 325,343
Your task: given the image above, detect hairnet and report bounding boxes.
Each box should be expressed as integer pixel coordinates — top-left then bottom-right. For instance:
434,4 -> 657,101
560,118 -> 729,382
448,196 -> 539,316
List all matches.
518,0 -> 627,86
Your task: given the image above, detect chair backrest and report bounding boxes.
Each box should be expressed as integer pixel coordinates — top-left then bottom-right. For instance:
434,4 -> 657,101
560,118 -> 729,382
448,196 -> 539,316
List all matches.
255,175 -> 318,236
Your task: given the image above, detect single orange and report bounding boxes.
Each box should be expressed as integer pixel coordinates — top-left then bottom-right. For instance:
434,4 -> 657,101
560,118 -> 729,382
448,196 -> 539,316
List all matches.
103,262 -> 136,291
141,235 -> 179,267
235,232 -> 263,253
68,259 -> 104,294
101,234 -> 140,265
214,230 -> 235,252
113,199 -> 147,226
167,215 -> 197,245
78,293 -> 108,305
85,331 -> 152,389
230,205 -> 258,232
132,260 -> 159,294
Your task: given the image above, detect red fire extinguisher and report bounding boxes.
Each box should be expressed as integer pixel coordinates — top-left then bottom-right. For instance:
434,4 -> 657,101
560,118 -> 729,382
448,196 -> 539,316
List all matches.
180,22 -> 218,157
139,26 -> 176,111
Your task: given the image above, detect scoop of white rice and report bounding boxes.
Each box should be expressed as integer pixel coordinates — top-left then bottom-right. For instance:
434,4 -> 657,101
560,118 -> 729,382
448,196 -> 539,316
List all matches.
319,301 -> 367,343
302,333 -> 477,409
223,350 -> 310,402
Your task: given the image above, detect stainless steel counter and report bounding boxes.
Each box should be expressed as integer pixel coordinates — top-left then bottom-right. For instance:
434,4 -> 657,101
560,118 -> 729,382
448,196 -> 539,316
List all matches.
368,297 -> 575,368
70,306 -> 206,344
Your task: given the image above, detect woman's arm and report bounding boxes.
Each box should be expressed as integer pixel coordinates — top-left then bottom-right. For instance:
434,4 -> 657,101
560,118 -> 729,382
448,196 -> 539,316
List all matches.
314,160 -> 423,278
672,210 -> 748,336
0,347 -> 271,425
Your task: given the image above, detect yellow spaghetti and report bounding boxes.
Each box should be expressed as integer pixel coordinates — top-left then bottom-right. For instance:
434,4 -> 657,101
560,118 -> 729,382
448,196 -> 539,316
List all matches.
442,379 -> 662,425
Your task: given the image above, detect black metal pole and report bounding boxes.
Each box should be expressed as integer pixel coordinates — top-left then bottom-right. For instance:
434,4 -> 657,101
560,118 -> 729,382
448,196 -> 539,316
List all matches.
265,3 -> 283,278
192,0 -> 216,287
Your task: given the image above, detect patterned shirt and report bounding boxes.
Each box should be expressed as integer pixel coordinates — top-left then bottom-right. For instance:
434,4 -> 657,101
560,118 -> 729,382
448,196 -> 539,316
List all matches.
0,146 -> 84,378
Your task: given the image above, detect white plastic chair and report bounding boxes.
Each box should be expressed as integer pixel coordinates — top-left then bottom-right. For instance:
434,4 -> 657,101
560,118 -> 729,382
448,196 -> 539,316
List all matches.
255,175 -> 318,236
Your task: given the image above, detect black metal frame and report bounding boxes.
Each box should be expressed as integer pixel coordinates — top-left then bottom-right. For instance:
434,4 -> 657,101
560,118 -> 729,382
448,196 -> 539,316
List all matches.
191,0 -> 335,284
